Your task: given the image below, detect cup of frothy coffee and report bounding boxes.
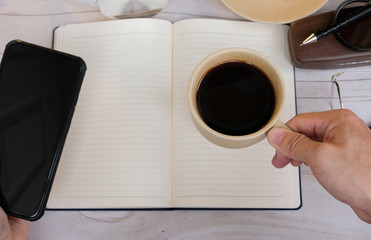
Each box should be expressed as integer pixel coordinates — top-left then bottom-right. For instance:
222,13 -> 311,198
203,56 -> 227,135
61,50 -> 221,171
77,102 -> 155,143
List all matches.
188,47 -> 288,148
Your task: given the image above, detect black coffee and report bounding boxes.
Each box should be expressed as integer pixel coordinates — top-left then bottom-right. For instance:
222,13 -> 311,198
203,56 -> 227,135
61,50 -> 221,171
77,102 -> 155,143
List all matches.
196,61 -> 275,136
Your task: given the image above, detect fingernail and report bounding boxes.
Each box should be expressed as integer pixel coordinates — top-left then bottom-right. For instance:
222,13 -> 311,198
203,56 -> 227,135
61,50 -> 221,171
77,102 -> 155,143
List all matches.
267,128 -> 285,147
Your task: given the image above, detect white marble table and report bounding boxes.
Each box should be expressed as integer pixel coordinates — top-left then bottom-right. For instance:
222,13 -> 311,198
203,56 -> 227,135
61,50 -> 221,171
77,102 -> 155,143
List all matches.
1,0 -> 371,239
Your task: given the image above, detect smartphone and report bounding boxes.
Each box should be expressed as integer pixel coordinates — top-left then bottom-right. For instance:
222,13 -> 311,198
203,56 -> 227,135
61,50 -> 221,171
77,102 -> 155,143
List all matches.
0,40 -> 86,221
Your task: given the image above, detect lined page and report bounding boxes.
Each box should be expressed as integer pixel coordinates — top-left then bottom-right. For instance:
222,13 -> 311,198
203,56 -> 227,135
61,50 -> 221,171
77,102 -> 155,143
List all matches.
172,19 -> 300,208
48,19 -> 173,208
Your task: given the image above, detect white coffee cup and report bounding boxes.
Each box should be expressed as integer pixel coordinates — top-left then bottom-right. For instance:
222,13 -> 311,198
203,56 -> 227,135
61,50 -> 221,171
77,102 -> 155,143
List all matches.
67,0 -> 167,18
188,47 -> 288,149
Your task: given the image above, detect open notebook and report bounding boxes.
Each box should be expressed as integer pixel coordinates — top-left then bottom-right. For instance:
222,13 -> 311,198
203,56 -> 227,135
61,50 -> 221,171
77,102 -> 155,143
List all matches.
48,18 -> 301,209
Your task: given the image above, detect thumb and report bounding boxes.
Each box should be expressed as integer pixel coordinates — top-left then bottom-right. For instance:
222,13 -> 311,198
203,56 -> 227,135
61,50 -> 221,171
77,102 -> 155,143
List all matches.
267,127 -> 321,164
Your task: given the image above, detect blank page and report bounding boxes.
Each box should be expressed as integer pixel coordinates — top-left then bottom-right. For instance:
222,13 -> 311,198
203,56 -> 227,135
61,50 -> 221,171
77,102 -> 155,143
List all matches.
48,19 -> 173,208
172,19 -> 300,208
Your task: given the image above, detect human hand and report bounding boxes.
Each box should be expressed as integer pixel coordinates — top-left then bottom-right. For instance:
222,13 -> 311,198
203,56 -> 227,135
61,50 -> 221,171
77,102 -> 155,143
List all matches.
0,208 -> 28,240
267,109 -> 371,224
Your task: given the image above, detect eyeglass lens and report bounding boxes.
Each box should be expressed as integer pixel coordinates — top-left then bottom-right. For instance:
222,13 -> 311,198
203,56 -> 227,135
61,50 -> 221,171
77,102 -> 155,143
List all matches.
330,72 -> 371,113
333,0 -> 371,51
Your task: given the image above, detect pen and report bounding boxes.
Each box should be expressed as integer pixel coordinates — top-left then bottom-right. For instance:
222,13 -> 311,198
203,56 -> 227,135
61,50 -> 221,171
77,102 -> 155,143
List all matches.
300,2 -> 371,46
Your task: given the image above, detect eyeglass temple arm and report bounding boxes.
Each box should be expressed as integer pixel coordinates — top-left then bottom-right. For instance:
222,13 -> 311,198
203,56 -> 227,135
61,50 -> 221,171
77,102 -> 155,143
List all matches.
331,73 -> 344,109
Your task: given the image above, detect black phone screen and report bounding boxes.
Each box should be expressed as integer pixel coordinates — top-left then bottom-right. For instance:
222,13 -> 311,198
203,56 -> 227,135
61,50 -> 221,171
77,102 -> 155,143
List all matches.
0,40 -> 86,220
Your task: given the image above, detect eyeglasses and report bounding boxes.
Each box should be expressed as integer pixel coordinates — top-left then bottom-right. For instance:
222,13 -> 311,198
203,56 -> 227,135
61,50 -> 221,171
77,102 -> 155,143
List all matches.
333,0 -> 371,51
331,71 -> 371,126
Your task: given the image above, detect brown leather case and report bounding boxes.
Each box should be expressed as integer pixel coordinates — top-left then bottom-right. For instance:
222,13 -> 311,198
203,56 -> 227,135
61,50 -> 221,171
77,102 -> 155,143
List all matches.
288,11 -> 371,69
